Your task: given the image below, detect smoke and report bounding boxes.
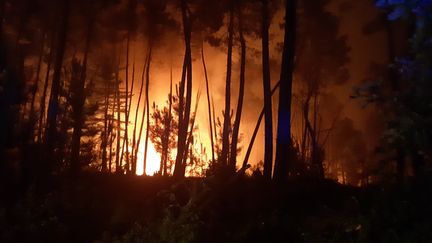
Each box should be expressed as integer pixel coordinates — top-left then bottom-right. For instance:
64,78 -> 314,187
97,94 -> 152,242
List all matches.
4,0 -> 392,179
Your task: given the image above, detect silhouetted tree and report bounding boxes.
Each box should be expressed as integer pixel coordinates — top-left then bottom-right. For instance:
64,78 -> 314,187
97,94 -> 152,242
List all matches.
69,15 -> 94,175
295,0 -> 350,178
274,0 -> 297,180
45,0 -> 70,170
261,0 -> 273,179
201,46 -> 216,164
174,0 -> 193,178
220,1 -> 234,168
229,1 -> 246,171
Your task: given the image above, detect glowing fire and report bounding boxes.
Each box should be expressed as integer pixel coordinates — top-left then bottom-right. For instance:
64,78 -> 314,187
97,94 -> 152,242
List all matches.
136,142 -> 161,176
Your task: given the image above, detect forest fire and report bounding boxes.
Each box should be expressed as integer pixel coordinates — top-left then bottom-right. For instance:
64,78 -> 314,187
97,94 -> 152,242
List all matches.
1,0 -> 431,242
135,141 -> 160,175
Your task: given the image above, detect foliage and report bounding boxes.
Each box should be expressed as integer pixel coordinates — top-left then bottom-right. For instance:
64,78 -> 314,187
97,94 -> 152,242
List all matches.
354,0 -> 432,177
149,91 -> 207,176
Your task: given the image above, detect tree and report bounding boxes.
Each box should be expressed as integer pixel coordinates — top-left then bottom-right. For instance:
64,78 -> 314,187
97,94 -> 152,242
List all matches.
261,0 -> 273,179
45,0 -> 70,166
295,0 -> 350,178
274,0 -> 297,181
356,0 -> 432,179
69,15 -> 94,175
229,0 -> 247,171
219,1 -> 234,168
201,46 -> 216,164
149,86 -> 201,176
174,0 -> 194,178
0,0 -> 25,179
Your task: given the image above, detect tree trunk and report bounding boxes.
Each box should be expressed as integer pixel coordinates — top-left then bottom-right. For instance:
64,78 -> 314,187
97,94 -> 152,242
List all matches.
132,54 -> 148,174
274,0 -> 297,181
70,17 -> 93,175
182,90 -> 201,175
161,67 -> 173,176
212,97 -> 218,155
101,78 -> 109,172
229,4 -> 246,171
123,33 -> 131,173
115,60 -> 122,174
261,0 -> 273,179
28,31 -> 46,142
45,0 -> 70,162
220,3 -> 234,167
143,49 -> 152,176
135,50 -> 151,175
201,46 -> 215,164
174,0 -> 193,178
242,81 -> 280,170
37,32 -> 54,142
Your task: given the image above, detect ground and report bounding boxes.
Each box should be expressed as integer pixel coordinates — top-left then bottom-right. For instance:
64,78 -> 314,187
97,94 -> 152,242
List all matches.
1,173 -> 432,243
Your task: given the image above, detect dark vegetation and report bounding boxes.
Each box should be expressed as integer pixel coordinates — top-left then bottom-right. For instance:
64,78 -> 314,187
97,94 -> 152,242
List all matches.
1,0 -> 432,242
2,174 -> 432,242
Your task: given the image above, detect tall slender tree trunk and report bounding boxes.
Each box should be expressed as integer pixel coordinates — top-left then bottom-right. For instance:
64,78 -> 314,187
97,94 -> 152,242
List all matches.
230,4 -> 246,171
101,79 -> 109,172
174,0 -> 193,177
45,0 -> 70,161
143,49 -> 152,176
220,3 -> 234,167
132,55 -> 148,174
242,81 -> 280,170
135,50 -> 151,175
0,0 -> 4,35
161,67 -> 173,176
37,32 -> 55,143
385,16 -> 405,181
274,0 -> 297,181
70,17 -> 93,175
115,60 -> 122,174
261,0 -> 273,179
28,31 -> 46,137
212,97 -> 218,155
108,111 -> 114,172
182,90 -> 201,175
120,34 -> 131,173
311,93 -> 324,178
201,46 -> 215,164
301,97 -> 310,162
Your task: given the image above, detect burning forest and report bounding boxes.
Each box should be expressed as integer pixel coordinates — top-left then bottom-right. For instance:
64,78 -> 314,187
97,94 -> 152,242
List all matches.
0,0 -> 432,242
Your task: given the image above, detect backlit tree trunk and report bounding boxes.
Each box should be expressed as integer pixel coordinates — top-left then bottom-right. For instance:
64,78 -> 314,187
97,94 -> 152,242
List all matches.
274,0 -> 297,181
132,54 -> 148,174
174,0 -> 193,178
261,0 -> 273,179
201,46 -> 215,164
229,3 -> 246,171
37,33 -> 54,142
143,49 -> 152,176
220,3 -> 234,167
70,17 -> 93,175
45,0 -> 70,164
